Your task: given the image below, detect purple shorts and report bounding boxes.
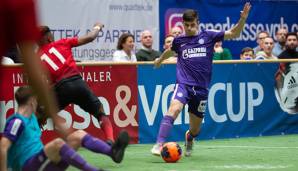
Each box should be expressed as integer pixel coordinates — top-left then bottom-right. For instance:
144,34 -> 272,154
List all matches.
22,150 -> 68,171
172,84 -> 208,118
22,150 -> 49,171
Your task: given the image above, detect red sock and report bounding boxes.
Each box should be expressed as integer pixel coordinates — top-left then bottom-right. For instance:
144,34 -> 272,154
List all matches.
100,116 -> 114,142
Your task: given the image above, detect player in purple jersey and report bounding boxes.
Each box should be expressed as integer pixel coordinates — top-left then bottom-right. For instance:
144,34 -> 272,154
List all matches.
151,3 -> 251,156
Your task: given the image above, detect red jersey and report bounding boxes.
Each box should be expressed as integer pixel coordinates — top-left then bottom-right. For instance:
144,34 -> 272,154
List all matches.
0,0 -> 39,56
38,38 -> 80,84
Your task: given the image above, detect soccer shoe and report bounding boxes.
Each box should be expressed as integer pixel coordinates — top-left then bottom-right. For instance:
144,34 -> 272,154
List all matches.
106,139 -> 114,146
184,130 -> 194,157
151,143 -> 162,156
111,131 -> 130,163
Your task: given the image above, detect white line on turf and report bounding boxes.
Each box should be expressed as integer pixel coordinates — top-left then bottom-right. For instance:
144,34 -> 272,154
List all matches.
200,145 -> 298,149
212,164 -> 292,169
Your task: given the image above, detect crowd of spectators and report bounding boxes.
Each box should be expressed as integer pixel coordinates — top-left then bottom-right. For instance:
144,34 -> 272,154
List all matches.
2,27 -> 298,64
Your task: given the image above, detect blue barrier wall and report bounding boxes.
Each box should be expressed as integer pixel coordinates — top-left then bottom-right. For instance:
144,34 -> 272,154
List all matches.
137,63 -> 298,143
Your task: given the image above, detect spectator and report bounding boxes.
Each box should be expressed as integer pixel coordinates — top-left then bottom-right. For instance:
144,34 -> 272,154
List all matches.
136,30 -> 161,61
3,44 -> 21,63
113,33 -> 137,62
1,56 -> 15,64
213,41 -> 232,60
253,31 -> 269,54
255,37 -> 277,60
170,26 -> 183,37
240,47 -> 254,60
163,34 -> 177,62
278,32 -> 298,59
272,27 -> 288,57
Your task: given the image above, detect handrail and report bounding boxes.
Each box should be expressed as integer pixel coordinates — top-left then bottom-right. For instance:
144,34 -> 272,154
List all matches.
2,59 -> 298,67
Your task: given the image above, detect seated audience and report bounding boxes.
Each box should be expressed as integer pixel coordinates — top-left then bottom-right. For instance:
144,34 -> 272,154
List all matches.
255,37 -> 277,60
278,32 -> 298,59
213,41 -> 232,60
113,33 -> 137,62
272,27 -> 288,57
253,31 -> 269,54
240,47 -> 254,60
136,30 -> 161,61
170,26 -> 183,37
163,34 -> 177,62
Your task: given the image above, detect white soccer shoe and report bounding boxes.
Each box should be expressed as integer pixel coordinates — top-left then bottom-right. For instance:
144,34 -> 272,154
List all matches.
151,143 -> 162,156
184,130 -> 194,157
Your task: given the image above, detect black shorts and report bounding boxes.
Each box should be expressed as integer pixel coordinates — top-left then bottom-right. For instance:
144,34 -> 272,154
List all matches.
54,75 -> 105,117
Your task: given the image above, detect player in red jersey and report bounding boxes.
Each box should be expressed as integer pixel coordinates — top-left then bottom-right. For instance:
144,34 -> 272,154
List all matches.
37,24 -> 115,143
0,0 -> 64,136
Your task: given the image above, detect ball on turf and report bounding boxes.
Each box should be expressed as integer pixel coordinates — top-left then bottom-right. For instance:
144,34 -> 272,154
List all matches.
161,142 -> 182,163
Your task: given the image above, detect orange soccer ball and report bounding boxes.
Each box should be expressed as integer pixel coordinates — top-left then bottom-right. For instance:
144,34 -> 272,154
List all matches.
161,142 -> 182,163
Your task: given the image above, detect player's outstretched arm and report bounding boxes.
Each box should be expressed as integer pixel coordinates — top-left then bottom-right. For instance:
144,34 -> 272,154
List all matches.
154,49 -> 175,68
224,2 -> 251,40
76,22 -> 104,46
0,137 -> 12,171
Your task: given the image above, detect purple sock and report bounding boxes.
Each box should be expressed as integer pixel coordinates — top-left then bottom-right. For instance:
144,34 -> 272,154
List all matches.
157,115 -> 175,143
59,144 -> 98,171
82,134 -> 112,156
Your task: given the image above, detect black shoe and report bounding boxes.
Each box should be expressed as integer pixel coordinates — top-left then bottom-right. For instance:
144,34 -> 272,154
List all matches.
111,131 -> 129,163
106,139 -> 114,146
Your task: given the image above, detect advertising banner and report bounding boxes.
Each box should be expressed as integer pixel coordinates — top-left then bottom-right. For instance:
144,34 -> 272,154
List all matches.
137,63 -> 298,143
37,0 -> 159,61
160,0 -> 298,58
0,65 -> 139,143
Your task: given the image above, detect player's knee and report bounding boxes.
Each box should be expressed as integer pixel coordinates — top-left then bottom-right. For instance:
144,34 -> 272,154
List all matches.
53,138 -> 65,149
168,105 -> 183,117
67,130 -> 87,142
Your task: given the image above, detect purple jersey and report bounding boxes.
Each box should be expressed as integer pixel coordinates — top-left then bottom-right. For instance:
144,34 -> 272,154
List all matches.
171,30 -> 224,88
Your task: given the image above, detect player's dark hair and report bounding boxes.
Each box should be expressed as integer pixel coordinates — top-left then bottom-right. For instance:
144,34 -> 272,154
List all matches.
15,86 -> 34,106
117,33 -> 134,50
286,32 -> 298,40
241,47 -> 254,55
39,26 -> 51,37
183,9 -> 199,22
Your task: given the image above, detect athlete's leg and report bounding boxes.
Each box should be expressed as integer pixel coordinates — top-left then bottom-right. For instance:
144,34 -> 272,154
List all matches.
156,99 -> 184,144
43,138 -> 100,171
152,84 -> 188,155
184,112 -> 203,157
188,112 -> 203,137
67,129 -> 129,163
151,99 -> 184,155
185,89 -> 207,157
72,78 -> 115,142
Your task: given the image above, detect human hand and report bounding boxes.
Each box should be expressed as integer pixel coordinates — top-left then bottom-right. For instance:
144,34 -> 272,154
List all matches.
154,58 -> 162,68
240,2 -> 251,20
93,22 -> 104,30
214,46 -> 223,53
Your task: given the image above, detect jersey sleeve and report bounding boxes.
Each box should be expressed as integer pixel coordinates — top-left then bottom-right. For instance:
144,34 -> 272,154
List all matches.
65,37 -> 79,47
3,118 -> 25,142
207,30 -> 225,43
171,37 -> 179,53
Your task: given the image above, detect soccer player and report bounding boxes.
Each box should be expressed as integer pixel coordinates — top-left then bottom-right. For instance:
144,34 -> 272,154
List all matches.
0,86 -> 129,171
0,0 -> 62,135
37,24 -> 115,143
151,3 -> 251,156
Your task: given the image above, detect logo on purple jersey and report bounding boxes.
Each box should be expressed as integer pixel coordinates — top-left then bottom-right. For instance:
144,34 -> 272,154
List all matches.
165,8 -> 185,35
198,38 -> 205,44
182,47 -> 207,59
